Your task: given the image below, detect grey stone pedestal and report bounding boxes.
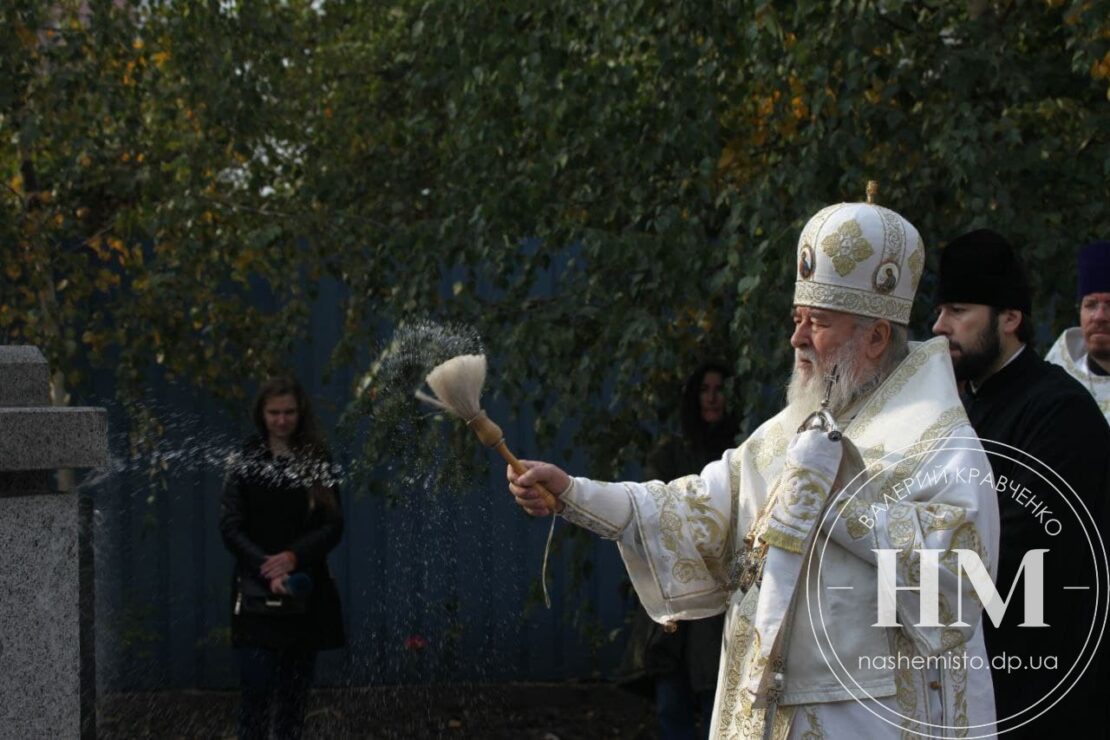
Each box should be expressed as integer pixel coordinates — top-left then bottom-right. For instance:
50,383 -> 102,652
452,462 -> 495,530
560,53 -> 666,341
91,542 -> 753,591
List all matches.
0,347 -> 106,739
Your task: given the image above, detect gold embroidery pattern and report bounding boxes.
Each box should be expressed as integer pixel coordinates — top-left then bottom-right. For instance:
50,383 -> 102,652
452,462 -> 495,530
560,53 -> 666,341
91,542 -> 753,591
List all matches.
673,558 -> 710,583
679,476 -> 727,549
957,521 -> 985,563
839,497 -> 876,541
793,280 -> 913,324
893,630 -> 924,738
865,405 -> 965,512
725,449 -> 744,567
937,594 -> 970,653
940,521 -> 986,624
715,618 -> 797,740
765,464 -> 831,553
752,422 -> 789,476
875,204 -> 908,269
835,443 -> 885,541
861,443 -> 888,478
950,648 -> 970,736
645,480 -> 684,557
717,594 -> 759,738
770,708 -> 796,740
907,237 -> 925,290
798,204 -> 842,259
659,510 -> 683,551
897,539 -> 922,587
645,476 -> 727,583
836,403 -> 965,545
888,505 -> 917,549
747,629 -> 766,685
730,448 -> 744,516
820,218 -> 875,276
921,503 -> 966,537
800,706 -> 825,740
846,339 -> 950,440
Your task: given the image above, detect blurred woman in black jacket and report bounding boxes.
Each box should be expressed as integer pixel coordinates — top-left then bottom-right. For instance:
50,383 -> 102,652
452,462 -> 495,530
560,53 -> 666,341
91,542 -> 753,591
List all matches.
220,376 -> 345,740
616,361 -> 739,740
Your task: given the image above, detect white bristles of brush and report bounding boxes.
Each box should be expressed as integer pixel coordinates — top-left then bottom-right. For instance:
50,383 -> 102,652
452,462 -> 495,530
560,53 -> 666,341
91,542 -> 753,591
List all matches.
415,354 -> 487,421
415,352 -> 557,609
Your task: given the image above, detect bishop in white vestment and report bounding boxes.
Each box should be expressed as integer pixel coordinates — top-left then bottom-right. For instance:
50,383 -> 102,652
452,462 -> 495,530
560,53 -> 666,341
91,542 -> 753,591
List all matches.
509,199 -> 1000,738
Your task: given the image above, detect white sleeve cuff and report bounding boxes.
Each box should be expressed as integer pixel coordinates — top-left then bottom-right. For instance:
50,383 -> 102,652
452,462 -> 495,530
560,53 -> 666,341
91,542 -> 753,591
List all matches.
559,477 -> 634,539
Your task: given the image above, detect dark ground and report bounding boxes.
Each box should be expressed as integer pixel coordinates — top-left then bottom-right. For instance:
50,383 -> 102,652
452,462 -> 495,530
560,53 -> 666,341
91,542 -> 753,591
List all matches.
98,683 -> 661,739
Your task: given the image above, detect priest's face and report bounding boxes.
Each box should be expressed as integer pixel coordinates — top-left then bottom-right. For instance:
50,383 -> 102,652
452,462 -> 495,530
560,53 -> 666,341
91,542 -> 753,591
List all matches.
787,306 -> 874,412
931,303 -> 1001,382
1080,292 -> 1110,361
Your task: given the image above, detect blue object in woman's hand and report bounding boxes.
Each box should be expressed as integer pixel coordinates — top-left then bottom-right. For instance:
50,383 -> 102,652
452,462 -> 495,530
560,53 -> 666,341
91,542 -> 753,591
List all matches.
284,572 -> 314,597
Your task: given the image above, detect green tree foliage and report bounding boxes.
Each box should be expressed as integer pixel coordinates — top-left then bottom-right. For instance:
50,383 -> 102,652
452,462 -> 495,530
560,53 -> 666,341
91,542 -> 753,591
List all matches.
1,1 -> 329,440
2,0 -> 1108,479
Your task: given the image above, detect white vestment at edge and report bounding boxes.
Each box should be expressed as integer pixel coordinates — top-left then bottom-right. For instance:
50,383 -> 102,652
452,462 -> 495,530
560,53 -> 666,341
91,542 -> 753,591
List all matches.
560,338 -> 1000,739
1046,327 -> 1110,424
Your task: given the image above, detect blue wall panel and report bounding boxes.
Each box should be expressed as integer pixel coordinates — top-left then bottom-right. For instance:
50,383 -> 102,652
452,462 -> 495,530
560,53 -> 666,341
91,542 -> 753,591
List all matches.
84,275 -> 637,692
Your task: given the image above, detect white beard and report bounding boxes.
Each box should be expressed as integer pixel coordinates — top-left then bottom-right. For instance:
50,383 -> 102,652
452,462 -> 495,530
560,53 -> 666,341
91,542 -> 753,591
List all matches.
784,332 -> 877,427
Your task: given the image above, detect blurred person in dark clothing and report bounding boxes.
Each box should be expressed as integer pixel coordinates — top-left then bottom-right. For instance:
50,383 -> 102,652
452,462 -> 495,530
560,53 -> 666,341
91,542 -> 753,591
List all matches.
616,361 -> 739,740
220,376 -> 345,740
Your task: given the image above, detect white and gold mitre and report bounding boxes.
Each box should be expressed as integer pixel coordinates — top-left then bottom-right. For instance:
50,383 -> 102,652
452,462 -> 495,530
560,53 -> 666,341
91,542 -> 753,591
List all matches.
793,189 -> 924,325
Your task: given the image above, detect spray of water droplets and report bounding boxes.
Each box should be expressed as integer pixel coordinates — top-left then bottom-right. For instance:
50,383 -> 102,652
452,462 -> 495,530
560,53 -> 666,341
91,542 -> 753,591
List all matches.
356,319 -> 485,404
74,321 -> 535,717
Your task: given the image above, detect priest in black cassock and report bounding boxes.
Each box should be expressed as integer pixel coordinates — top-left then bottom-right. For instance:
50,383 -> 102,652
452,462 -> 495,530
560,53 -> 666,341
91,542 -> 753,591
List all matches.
932,229 -> 1110,739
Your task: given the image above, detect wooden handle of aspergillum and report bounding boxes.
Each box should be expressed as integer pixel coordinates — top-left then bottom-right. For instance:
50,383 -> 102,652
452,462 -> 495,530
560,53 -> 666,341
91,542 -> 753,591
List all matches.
468,411 -> 561,513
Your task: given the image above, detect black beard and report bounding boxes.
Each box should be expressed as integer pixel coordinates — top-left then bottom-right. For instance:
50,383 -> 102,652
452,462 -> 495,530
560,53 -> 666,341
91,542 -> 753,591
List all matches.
952,314 -> 1002,382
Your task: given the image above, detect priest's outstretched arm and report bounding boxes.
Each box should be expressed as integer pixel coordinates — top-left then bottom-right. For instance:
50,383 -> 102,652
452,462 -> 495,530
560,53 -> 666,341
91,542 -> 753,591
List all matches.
508,421 -> 1000,658
508,451 -> 737,621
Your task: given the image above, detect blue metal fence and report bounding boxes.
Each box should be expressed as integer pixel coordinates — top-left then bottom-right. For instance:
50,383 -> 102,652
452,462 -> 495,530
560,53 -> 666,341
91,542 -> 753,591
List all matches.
84,277 -> 635,692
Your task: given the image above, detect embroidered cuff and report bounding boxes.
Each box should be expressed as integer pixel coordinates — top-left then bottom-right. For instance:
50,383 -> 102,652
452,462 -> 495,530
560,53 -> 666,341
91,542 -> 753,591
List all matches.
765,465 -> 834,553
559,477 -> 633,540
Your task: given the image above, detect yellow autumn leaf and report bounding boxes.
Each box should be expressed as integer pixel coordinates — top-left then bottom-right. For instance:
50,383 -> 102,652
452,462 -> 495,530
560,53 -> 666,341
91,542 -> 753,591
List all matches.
233,250 -> 253,273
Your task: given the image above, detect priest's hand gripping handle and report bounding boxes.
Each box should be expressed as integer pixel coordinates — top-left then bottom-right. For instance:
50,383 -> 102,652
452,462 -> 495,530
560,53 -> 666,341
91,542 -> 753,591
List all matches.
467,411 -> 561,512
